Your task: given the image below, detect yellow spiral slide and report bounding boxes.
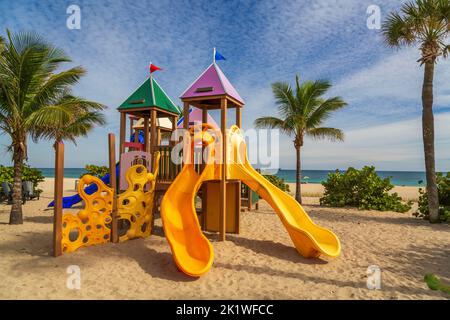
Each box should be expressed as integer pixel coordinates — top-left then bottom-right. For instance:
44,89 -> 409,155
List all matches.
161,126 -> 340,277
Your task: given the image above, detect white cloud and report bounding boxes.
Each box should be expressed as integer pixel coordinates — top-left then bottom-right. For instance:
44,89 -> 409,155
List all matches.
333,46 -> 450,108
277,112 -> 450,171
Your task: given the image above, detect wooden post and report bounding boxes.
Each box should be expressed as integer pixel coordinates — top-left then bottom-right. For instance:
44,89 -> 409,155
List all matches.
182,102 -> 190,167
235,181 -> 241,234
201,106 -> 208,170
129,117 -> 134,138
183,101 -> 190,130
255,169 -> 260,210
219,98 -> 227,241
236,106 -> 242,128
53,142 -> 64,257
119,112 -> 126,155
143,116 -> 150,153
151,109 -> 157,154
108,134 -> 119,243
202,106 -> 208,124
170,116 -> 178,147
157,128 -> 161,146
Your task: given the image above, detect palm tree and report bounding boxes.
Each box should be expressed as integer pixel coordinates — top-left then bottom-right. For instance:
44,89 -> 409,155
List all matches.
0,30 -> 105,224
382,0 -> 450,223
254,75 -> 347,204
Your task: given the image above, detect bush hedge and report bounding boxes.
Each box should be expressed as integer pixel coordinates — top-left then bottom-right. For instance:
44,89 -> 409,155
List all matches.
0,165 -> 45,194
414,172 -> 450,222
82,164 -> 109,178
263,174 -> 290,192
320,166 -> 411,213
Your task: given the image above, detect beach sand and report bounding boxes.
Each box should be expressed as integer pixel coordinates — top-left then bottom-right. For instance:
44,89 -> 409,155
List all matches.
288,183 -> 422,202
0,178 -> 448,299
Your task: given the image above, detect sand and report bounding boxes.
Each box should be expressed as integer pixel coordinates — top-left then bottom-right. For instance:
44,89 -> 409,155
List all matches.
288,183 -> 421,202
0,178 -> 448,300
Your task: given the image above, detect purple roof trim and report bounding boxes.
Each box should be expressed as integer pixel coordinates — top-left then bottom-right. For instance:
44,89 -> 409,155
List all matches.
180,63 -> 244,104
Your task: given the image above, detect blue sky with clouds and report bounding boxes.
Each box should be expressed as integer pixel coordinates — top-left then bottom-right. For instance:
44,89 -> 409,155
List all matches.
0,0 -> 449,171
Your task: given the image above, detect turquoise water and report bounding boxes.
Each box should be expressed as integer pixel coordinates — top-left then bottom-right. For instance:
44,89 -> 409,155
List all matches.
272,169 -> 428,187
39,168 -> 87,179
38,168 -> 430,186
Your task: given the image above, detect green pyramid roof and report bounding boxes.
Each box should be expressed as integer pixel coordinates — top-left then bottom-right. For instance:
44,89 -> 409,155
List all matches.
118,78 -> 181,115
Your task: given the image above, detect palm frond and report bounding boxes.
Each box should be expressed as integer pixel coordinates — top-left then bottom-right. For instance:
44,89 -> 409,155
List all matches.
27,67 -> 86,112
27,96 -> 106,144
0,35 -> 4,52
254,116 -> 285,129
382,12 -> 415,47
44,111 -> 106,145
299,79 -> 332,116
271,82 -> 297,118
306,127 -> 344,142
254,116 -> 294,135
306,96 -> 347,128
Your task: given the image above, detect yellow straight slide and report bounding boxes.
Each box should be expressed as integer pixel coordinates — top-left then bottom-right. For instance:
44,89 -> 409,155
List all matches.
228,126 -> 341,258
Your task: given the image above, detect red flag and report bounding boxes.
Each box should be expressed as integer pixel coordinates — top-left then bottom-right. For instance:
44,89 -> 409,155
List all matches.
149,63 -> 162,74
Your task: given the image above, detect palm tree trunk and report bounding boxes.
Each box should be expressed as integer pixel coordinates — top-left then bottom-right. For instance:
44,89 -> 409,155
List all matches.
295,145 -> 302,204
9,143 -> 24,225
422,61 -> 439,223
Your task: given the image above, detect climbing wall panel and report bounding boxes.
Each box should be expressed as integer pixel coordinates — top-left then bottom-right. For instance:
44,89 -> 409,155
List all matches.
117,164 -> 157,242
61,175 -> 113,253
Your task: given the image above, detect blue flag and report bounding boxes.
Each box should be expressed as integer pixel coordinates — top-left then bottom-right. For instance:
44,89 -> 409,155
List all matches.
215,50 -> 226,61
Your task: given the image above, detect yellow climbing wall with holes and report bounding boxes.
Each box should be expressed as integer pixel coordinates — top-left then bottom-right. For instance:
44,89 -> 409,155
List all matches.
117,164 -> 158,242
61,175 -> 113,254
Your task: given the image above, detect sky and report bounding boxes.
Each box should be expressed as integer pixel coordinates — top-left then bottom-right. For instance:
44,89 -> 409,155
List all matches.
0,0 -> 449,171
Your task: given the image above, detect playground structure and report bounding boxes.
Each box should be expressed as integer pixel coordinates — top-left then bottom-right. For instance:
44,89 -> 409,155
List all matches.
52,56 -> 340,276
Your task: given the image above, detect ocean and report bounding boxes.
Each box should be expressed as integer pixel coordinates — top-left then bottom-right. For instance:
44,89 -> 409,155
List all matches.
38,168 -> 430,187
272,170 -> 427,187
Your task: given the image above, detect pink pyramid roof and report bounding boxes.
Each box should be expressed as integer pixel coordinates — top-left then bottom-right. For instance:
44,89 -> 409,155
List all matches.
180,63 -> 244,105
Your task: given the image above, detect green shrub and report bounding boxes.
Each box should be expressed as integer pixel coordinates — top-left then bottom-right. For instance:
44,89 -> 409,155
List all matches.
424,273 -> 450,295
0,165 -> 45,194
414,172 -> 450,222
82,164 -> 109,178
0,165 -> 13,184
320,166 -> 411,213
263,174 -> 290,192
